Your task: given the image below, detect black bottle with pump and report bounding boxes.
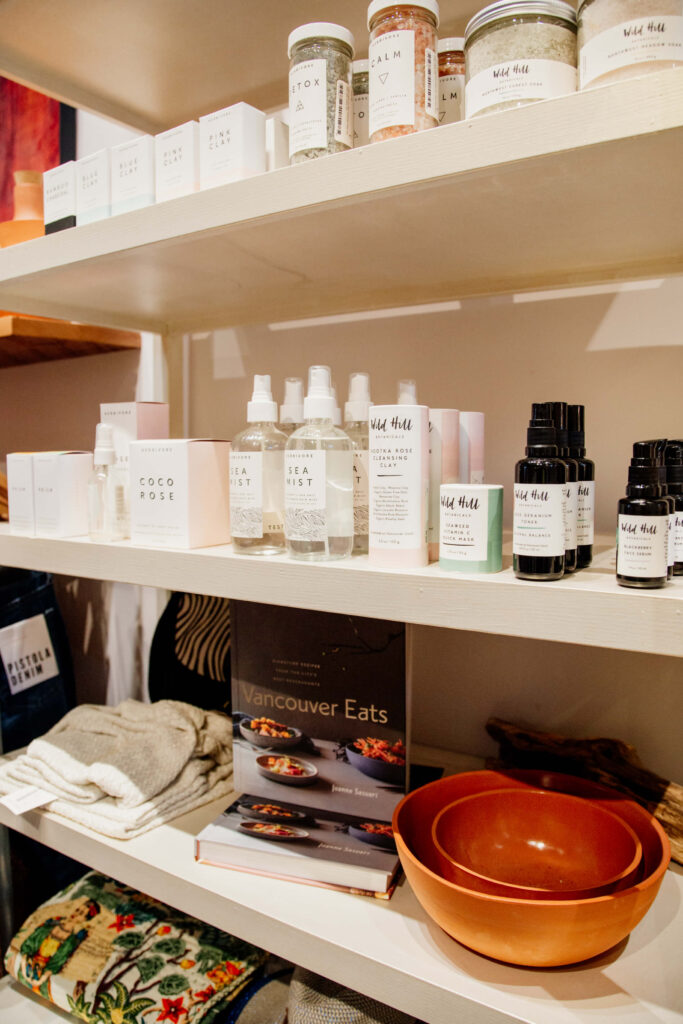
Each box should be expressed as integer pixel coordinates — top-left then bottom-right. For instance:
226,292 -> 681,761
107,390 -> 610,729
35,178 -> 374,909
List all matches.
513,405 -> 567,581
665,441 -> 683,576
568,404 -> 595,569
641,439 -> 675,580
547,401 -> 578,574
616,442 -> 669,589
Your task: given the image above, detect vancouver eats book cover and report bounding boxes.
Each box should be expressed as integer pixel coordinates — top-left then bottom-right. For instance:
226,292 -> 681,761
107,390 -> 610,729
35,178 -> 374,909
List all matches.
195,600 -> 408,895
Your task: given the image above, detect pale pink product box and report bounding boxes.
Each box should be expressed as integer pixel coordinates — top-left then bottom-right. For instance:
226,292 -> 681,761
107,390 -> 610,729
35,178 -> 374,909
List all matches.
33,451 -> 92,537
129,439 -> 231,548
428,409 -> 460,561
99,402 -> 170,475
459,411 -> 485,484
7,453 -> 36,536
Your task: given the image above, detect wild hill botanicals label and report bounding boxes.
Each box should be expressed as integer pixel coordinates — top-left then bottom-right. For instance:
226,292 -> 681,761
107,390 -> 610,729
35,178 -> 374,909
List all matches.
466,59 -> 577,117
513,484 -> 565,557
580,17 -> 683,88
230,452 -> 264,538
285,450 -> 327,542
617,514 -> 667,579
0,614 -> 59,695
369,409 -> 428,554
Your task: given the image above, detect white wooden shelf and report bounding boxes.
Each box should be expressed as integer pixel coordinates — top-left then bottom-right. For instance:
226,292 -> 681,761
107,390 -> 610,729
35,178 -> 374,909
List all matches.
0,752 -> 681,1024
0,71 -> 681,332
0,526 -> 680,657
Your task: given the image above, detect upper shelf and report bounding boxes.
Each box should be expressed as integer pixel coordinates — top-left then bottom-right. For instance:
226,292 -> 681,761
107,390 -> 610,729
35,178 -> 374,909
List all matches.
0,0 -> 477,133
0,70 -> 681,333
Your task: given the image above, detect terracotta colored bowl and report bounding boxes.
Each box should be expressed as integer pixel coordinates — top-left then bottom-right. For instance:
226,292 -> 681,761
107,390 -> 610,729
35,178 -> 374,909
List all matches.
432,787 -> 642,899
393,769 -> 670,967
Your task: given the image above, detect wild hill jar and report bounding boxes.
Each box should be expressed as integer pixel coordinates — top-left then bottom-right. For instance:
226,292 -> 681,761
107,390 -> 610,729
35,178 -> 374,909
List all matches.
353,59 -> 370,146
438,37 -> 466,123
367,1 -> 440,143
578,0 -> 683,89
288,22 -> 355,163
464,1 -> 578,118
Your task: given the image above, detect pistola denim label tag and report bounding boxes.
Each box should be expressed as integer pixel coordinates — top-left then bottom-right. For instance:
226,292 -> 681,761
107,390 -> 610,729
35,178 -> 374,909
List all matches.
0,613 -> 59,695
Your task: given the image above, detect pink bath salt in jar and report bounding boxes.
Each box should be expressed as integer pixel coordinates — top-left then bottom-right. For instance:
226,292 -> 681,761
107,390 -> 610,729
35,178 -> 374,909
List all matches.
367,1 -> 440,143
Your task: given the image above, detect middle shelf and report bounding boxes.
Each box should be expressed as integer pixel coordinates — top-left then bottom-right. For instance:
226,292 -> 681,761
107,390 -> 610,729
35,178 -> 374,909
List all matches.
0,526 -> 680,656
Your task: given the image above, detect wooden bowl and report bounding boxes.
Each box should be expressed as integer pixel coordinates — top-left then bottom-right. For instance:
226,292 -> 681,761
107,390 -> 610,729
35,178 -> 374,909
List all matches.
393,769 -> 670,967
432,788 -> 642,899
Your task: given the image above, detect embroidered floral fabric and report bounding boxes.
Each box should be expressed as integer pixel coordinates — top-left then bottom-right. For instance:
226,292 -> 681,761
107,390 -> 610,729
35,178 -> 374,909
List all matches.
4,871 -> 267,1023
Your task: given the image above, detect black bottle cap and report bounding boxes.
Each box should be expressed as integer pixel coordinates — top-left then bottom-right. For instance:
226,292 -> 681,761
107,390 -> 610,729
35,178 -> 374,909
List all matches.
548,402 -> 569,449
665,441 -> 683,465
531,402 -> 554,422
567,404 -> 585,448
627,464 -> 661,486
631,441 -> 656,465
526,415 -> 557,448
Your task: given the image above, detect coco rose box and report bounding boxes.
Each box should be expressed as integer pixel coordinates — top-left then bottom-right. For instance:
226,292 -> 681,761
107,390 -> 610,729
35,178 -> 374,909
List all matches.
129,439 -> 231,548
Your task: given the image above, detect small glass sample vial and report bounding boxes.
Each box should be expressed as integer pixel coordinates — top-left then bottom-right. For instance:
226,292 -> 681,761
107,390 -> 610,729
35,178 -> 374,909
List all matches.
438,37 -> 465,124
367,1 -> 440,143
578,0 -> 683,90
352,59 -> 370,146
288,22 -> 355,163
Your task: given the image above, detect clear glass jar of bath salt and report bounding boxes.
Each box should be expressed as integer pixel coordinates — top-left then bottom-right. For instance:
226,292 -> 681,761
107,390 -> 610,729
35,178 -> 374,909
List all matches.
352,59 -> 370,146
367,1 -> 440,143
578,0 -> 683,90
438,37 -> 466,123
464,1 -> 578,118
288,23 -> 355,163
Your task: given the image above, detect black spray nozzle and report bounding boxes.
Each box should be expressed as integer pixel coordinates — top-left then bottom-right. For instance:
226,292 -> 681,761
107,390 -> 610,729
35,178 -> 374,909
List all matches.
632,441 -> 656,465
567,404 -> 586,450
665,441 -> 683,466
531,402 -> 554,424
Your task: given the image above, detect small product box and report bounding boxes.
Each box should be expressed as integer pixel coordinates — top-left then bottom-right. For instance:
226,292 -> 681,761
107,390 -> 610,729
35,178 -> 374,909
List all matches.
111,135 -> 155,215
459,411 -> 485,484
428,409 -> 460,561
43,163 -> 76,234
266,114 -> 290,171
76,149 -> 111,225
99,402 -> 170,473
199,103 -> 266,190
129,439 -> 231,548
155,122 -> 200,202
33,451 -> 92,537
6,453 -> 36,536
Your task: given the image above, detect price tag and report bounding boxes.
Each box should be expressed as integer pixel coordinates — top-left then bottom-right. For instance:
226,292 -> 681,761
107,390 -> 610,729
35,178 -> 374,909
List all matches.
0,786 -> 55,815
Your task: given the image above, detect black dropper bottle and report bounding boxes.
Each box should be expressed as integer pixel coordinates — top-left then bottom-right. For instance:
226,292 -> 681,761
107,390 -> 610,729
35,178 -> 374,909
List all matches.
547,401 -> 578,574
638,439 -> 674,579
665,441 -> 683,576
616,442 -> 669,589
568,404 -> 595,569
513,404 -> 567,581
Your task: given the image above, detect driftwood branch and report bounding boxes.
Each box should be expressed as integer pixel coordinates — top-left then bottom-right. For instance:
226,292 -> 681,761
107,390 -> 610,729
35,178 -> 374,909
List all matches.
485,717 -> 682,865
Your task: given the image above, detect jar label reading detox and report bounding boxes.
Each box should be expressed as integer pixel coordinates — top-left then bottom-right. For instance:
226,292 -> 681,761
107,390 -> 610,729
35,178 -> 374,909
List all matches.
289,59 -> 327,156
369,413 -> 425,550
466,59 -> 577,117
230,452 -> 263,538
334,80 -> 353,147
579,17 -> 683,88
369,30 -> 416,135
284,450 -> 327,542
353,450 -> 369,536
617,514 -> 667,579
564,481 -> 578,550
439,73 -> 465,123
353,93 -> 370,146
425,47 -> 438,120
513,483 -> 565,557
577,480 -> 595,545
440,489 -> 488,561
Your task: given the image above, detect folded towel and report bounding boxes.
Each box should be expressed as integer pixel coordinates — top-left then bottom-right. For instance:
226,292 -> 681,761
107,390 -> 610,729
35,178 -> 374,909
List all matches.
0,699 -> 234,839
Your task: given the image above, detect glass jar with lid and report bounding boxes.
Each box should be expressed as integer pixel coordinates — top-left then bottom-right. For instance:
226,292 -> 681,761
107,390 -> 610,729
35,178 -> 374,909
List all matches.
438,37 -> 466,123
578,0 -> 683,90
288,22 -> 355,163
464,1 -> 578,118
367,1 -> 440,143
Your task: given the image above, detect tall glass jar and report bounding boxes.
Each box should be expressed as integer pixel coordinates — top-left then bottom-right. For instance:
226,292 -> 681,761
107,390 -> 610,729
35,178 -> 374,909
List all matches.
438,37 -> 466,123
578,0 -> 683,90
288,23 -> 355,163
464,1 -> 578,118
367,1 -> 440,143
352,59 -> 370,146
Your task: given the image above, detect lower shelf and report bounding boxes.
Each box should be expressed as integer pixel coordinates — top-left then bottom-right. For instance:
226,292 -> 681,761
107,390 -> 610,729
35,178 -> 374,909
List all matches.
0,747 -> 681,1024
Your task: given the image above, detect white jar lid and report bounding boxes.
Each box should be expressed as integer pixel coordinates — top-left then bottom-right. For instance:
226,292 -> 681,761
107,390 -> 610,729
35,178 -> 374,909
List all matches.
288,22 -> 355,57
438,37 -> 465,53
353,59 -> 370,74
465,0 -> 576,43
367,0 -> 440,30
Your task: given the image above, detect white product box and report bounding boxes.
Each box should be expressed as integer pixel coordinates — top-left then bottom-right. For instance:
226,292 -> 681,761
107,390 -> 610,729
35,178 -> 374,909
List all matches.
155,122 -> 200,202
33,451 -> 92,538
111,135 -> 155,215
459,411 -> 485,484
43,163 -> 76,232
428,409 -> 460,561
129,439 -> 231,548
266,114 -> 290,171
99,402 -> 170,474
76,149 -> 111,225
199,103 -> 266,190
6,453 -> 36,536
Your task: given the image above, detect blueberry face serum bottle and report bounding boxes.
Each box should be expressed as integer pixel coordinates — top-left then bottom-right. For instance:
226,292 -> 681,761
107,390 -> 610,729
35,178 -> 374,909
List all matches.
548,401 -> 578,574
568,403 -> 595,569
513,406 -> 567,581
616,442 -> 669,589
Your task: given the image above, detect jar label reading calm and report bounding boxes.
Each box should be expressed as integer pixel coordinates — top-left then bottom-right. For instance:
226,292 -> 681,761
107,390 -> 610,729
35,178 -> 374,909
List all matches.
439,73 -> 465,124
353,450 -> 369,536
577,480 -> 595,545
230,451 -> 263,538
617,514 -> 668,579
334,80 -> 353,147
440,490 -> 489,562
369,30 -> 416,135
284,450 -> 327,542
513,483 -> 565,557
466,59 -> 577,117
580,16 -> 683,88
289,59 -> 327,156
